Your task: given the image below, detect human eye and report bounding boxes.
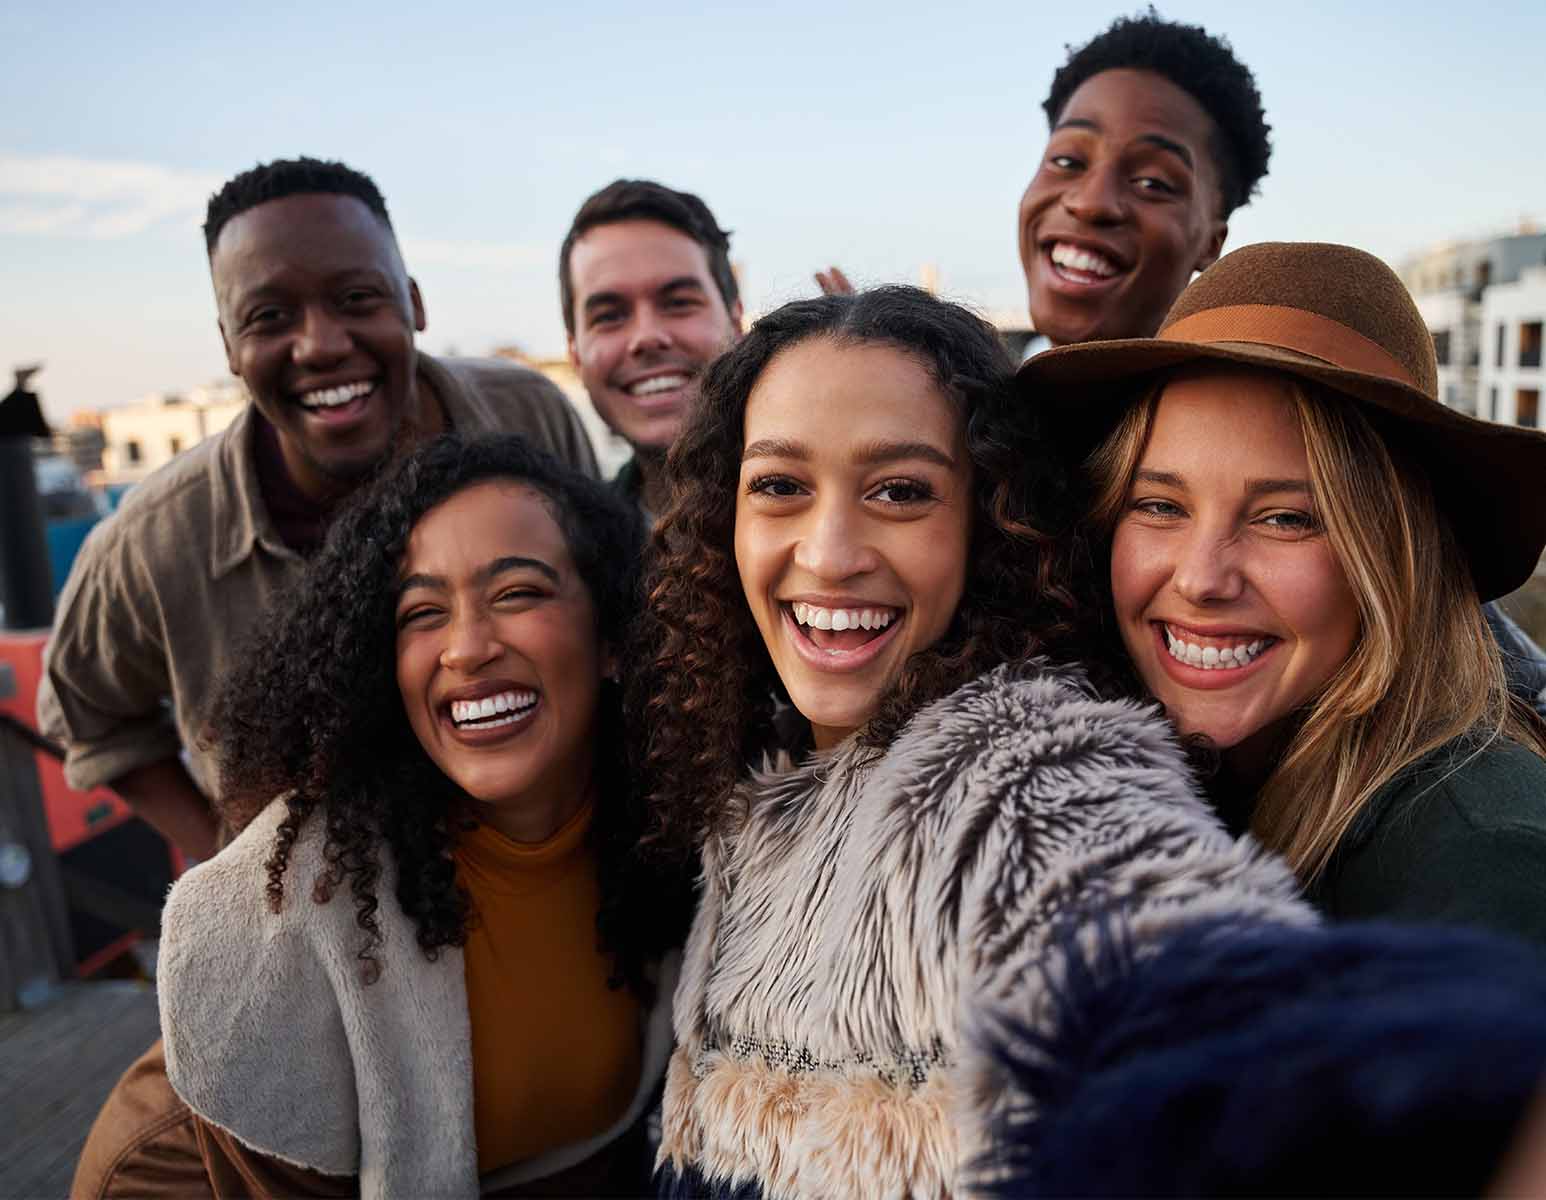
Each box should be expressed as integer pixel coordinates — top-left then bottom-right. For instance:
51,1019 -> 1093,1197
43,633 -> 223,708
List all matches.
1134,174 -> 1178,195
1131,496 -> 1185,520
867,477 -> 937,506
494,583 -> 545,604
746,473 -> 806,499
664,293 -> 704,312
587,306 -> 624,329
1048,152 -> 1083,171
243,304 -> 288,331
340,285 -> 383,308
1258,509 -> 1321,535
395,603 -> 442,630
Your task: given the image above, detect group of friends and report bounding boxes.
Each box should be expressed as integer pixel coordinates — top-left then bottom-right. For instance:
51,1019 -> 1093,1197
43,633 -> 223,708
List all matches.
45,11 -> 1546,1199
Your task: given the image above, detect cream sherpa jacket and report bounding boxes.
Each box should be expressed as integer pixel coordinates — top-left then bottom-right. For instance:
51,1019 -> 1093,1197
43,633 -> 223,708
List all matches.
657,663 -> 1313,1199
158,798 -> 677,1199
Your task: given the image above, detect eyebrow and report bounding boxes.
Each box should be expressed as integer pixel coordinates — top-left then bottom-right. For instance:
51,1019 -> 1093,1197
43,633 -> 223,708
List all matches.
742,437 -> 957,470
1052,118 -> 1195,170
1134,468 -> 1312,497
398,554 -> 560,596
582,275 -> 706,314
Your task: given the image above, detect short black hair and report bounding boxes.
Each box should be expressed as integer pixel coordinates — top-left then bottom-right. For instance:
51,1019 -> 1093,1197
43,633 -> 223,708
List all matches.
204,157 -> 393,255
1042,9 -> 1271,217
559,178 -> 737,336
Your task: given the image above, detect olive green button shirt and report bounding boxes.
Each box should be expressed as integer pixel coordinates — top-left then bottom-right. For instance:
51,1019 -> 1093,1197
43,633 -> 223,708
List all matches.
39,355 -> 598,799
1305,735 -> 1546,951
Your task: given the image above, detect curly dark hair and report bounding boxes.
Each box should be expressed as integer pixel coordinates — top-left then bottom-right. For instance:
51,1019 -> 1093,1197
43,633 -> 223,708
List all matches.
1043,8 -> 1271,217
630,286 -> 1092,858
559,178 -> 738,335
204,156 -> 392,254
210,433 -> 691,989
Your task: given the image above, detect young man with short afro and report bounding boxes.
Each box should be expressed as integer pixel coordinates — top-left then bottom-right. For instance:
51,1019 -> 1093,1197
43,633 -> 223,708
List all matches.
40,157 -> 599,860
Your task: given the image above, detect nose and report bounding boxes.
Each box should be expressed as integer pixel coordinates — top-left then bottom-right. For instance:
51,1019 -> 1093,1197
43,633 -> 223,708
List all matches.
439,610 -> 502,673
1170,523 -> 1246,606
627,305 -> 672,357
292,305 -> 351,367
1061,160 -> 1126,226
792,499 -> 879,583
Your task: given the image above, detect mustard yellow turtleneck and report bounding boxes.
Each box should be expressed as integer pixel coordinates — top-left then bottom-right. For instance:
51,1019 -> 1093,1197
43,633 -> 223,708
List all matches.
453,801 -> 641,1174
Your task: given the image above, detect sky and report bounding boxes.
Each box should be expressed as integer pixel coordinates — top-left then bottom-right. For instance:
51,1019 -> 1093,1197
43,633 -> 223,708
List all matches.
4,1 -> 1545,423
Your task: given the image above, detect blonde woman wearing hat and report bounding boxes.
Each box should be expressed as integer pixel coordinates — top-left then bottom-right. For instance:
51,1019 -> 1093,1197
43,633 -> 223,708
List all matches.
1025,241 -> 1546,948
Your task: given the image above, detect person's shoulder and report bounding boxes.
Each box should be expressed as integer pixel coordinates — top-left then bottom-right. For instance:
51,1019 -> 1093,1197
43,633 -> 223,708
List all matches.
1378,735 -> 1546,837
430,354 -> 567,406
161,797 -> 322,935
158,797 -> 370,1177
76,425 -> 235,571
917,660 -> 1181,765
890,660 -> 1198,821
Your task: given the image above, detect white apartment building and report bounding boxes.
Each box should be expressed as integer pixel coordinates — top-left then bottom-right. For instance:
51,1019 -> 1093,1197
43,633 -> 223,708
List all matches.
98,380 -> 246,483
1400,232 -> 1546,422
1480,265 -> 1546,428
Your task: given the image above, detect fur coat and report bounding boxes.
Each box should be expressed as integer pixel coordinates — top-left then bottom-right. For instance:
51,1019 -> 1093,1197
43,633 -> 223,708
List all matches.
657,662 -> 1314,1199
158,798 -> 678,1199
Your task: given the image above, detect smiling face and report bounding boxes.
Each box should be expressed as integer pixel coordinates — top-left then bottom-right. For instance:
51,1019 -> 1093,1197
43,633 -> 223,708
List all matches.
566,218 -> 743,457
1019,68 -> 1228,346
1110,371 -> 1361,768
212,193 -> 428,502
733,337 -> 972,749
394,480 -> 607,839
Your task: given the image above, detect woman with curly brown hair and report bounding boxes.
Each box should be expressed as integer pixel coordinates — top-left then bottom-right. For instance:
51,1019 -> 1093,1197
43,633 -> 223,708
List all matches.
635,286 -> 1311,1199
74,434 -> 691,1199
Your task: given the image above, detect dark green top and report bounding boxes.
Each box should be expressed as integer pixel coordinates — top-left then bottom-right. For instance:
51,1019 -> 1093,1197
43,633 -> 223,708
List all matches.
1304,736 -> 1546,949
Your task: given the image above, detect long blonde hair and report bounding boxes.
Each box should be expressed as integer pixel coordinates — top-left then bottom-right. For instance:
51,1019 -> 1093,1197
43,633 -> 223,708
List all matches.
1089,373 -> 1546,883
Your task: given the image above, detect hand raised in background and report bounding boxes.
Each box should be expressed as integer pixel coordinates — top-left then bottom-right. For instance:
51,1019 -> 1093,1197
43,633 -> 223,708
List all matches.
814,266 -> 854,296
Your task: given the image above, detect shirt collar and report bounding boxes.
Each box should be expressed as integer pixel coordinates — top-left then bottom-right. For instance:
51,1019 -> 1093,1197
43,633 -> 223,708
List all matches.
210,404 -> 298,579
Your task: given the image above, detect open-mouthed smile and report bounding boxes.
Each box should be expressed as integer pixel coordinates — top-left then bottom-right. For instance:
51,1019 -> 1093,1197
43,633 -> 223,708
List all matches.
1152,621 -> 1280,687
621,370 -> 693,408
1041,239 -> 1130,291
781,600 -> 904,672
295,378 -> 378,421
440,687 -> 541,742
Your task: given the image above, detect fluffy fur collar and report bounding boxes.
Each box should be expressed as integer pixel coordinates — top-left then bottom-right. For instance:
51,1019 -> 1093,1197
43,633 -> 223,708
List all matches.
661,661 -> 1313,1199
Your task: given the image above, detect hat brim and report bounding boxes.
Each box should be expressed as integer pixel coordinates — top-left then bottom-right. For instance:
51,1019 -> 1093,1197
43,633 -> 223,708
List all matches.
1017,337 -> 1546,601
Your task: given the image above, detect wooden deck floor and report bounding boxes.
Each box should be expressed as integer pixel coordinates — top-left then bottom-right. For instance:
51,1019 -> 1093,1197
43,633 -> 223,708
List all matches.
0,980 -> 160,1199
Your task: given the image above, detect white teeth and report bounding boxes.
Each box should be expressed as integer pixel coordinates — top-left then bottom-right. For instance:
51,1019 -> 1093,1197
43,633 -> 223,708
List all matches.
300,380 -> 373,409
628,374 -> 689,396
1164,627 -> 1271,671
1050,242 -> 1120,279
449,690 -> 538,727
792,603 -> 896,634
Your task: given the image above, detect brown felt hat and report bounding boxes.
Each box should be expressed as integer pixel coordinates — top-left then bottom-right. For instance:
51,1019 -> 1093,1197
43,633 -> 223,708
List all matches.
1018,240 -> 1546,601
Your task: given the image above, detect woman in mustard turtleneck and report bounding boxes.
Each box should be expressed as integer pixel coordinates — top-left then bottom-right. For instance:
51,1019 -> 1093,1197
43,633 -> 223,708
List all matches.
74,435 -> 691,1199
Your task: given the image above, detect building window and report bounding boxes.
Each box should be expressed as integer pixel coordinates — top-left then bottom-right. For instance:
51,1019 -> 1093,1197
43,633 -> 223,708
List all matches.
1498,324 -> 1507,368
1477,261 -> 1492,289
1490,386 -> 1500,421
1519,389 -> 1540,429
1522,322 -> 1543,369
169,436 -> 183,455
125,440 -> 142,464
1431,329 -> 1451,365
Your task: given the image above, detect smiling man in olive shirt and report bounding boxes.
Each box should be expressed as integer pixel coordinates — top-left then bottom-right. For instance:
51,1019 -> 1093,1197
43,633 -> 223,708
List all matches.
40,157 -> 597,860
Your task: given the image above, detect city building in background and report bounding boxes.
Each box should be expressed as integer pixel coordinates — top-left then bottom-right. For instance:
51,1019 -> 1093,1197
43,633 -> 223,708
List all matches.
1400,229 -> 1546,423
95,381 -> 246,485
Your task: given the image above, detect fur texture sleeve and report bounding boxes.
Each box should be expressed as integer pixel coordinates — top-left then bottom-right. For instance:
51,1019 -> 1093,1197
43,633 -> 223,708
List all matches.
939,667 -> 1314,1175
